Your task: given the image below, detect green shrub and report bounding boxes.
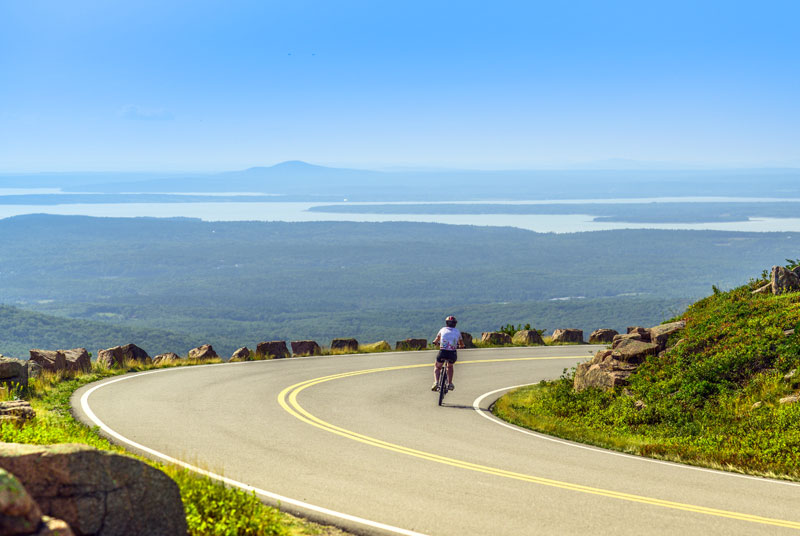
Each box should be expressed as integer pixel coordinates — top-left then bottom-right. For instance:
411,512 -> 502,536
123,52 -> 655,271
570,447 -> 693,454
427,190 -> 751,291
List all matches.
495,279 -> 800,479
166,468 -> 287,536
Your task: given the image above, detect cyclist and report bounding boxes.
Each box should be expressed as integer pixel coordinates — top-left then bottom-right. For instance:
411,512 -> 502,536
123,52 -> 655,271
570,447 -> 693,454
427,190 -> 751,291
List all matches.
431,315 -> 464,391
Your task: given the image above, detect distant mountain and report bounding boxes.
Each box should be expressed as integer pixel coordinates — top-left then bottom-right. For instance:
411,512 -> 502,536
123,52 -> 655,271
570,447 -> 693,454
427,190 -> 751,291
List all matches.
6,162 -> 800,201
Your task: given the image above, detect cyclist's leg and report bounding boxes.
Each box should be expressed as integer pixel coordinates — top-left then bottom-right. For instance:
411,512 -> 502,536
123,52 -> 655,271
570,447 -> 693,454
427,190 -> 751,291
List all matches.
446,360 -> 454,386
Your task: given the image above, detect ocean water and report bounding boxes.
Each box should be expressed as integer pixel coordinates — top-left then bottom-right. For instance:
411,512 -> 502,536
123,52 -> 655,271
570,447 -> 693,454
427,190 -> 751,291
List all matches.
1,199 -> 799,233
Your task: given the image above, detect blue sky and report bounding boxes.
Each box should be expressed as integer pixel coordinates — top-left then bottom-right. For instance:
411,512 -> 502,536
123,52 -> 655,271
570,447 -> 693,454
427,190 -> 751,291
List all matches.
1,1 -> 798,171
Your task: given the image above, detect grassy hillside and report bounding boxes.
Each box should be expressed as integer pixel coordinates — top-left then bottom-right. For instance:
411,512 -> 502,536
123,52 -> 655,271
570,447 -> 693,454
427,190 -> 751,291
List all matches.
495,270 -> 800,478
0,305 -> 200,358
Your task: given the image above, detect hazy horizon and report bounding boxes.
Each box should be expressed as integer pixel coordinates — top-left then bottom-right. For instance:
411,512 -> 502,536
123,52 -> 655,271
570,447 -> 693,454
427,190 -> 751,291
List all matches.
3,160 -> 800,176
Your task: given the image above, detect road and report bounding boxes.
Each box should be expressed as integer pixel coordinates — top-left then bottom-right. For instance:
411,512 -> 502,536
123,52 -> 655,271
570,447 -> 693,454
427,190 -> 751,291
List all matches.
72,347 -> 800,535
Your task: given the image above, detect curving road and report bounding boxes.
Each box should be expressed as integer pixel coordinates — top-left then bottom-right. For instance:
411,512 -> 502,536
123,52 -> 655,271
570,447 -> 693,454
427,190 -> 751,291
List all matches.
72,347 -> 800,535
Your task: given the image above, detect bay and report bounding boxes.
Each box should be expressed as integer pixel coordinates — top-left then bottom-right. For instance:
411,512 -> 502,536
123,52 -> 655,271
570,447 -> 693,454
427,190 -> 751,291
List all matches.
1,200 -> 800,233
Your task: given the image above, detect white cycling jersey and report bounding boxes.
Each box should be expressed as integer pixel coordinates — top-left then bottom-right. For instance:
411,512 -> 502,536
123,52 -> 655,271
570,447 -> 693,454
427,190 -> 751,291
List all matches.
436,327 -> 462,351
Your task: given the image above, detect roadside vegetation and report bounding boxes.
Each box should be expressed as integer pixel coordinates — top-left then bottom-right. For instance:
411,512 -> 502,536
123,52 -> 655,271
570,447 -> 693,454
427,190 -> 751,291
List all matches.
0,360 -> 348,536
494,269 -> 800,479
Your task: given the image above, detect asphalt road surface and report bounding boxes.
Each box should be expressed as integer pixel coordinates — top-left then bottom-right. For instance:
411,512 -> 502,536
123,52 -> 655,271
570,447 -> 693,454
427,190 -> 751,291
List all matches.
72,347 -> 800,535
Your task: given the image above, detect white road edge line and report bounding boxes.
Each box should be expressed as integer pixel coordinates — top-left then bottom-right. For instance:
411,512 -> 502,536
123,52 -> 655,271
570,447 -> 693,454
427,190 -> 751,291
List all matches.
80,365 -> 428,536
472,385 -> 800,488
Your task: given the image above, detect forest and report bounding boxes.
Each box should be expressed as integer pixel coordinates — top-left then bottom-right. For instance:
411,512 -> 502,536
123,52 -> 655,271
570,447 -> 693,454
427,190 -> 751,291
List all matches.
0,214 -> 795,357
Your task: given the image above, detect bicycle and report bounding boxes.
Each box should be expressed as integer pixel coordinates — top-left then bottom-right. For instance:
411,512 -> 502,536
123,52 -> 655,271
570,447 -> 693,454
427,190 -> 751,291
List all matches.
436,364 -> 450,406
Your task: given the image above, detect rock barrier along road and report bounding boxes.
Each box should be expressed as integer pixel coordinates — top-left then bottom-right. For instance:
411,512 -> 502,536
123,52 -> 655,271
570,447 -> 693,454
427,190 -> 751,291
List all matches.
72,346 -> 800,535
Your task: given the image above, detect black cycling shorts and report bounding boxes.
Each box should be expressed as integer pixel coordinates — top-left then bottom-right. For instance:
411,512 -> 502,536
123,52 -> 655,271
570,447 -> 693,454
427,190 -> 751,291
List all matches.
436,349 -> 458,363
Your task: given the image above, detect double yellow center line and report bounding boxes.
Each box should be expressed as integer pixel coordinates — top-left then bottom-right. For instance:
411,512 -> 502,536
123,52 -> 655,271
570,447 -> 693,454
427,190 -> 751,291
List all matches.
277,357 -> 800,530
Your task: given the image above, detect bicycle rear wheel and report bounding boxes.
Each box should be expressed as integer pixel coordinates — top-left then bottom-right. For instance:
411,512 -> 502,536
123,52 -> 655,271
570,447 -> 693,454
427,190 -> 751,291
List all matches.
438,368 -> 447,406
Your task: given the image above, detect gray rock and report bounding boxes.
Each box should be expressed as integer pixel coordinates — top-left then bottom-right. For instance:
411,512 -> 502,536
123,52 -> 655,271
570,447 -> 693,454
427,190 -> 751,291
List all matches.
35,515 -> 74,535
626,326 -> 651,341
26,360 -> 43,380
0,467 -> 45,535
772,265 -> 800,294
784,369 -> 797,381
229,347 -> 252,361
28,349 -> 90,374
289,341 -> 321,357
611,338 -> 660,363
289,341 -> 320,356
588,329 -> 618,344
330,338 -> 358,353
28,350 -> 66,373
752,282 -> 772,294
395,338 -> 427,351
188,344 -> 218,360
460,332 -> 475,348
649,320 -> 686,350
61,349 -> 91,373
0,356 -> 28,391
779,394 -> 800,405
255,341 -> 290,359
0,443 -> 186,536
0,401 -> 36,426
97,344 -> 151,368
551,329 -> 584,344
152,353 -> 181,365
481,332 -> 512,345
511,330 -> 545,346
612,333 -> 642,348
574,350 -> 640,391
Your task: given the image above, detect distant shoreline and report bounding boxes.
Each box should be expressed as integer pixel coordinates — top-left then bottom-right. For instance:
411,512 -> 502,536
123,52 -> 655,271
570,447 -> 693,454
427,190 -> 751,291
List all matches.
2,198 -> 800,232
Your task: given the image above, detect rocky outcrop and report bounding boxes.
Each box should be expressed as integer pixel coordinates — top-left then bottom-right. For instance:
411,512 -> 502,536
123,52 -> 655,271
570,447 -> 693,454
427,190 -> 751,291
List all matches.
511,330 -> 544,346
0,401 -> 35,426
28,351 -> 66,373
62,349 -> 90,373
551,329 -> 584,344
1,468 -> 74,536
290,341 -> 321,357
752,265 -> 800,295
649,320 -> 686,350
575,321 -> 685,391
481,332 -> 512,345
97,344 -> 151,368
25,361 -> 42,380
626,326 -> 651,340
330,338 -> 358,353
188,344 -> 219,360
612,333 -> 642,347
229,347 -> 252,361
589,329 -> 618,344
772,265 -> 800,295
460,332 -> 475,348
395,339 -> 427,351
255,341 -> 290,359
574,350 -> 639,391
0,443 -> 187,536
0,356 -> 28,391
28,349 -> 90,374
151,353 -> 181,365
611,339 -> 660,363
